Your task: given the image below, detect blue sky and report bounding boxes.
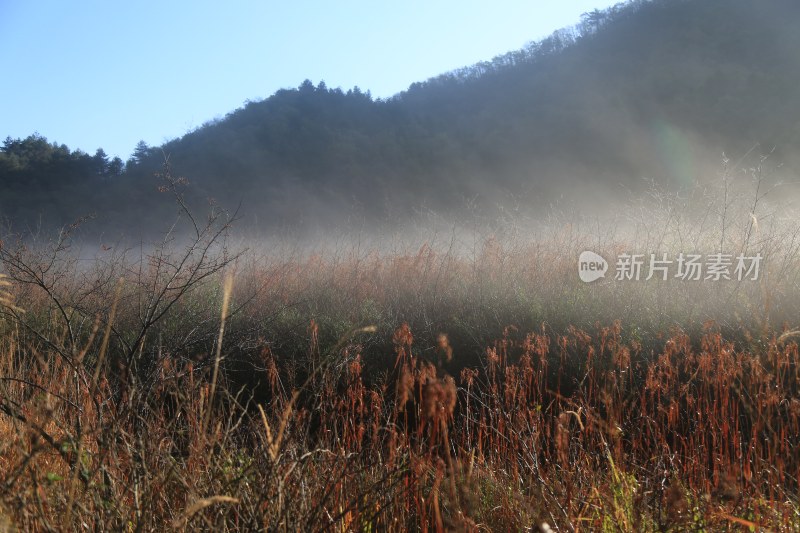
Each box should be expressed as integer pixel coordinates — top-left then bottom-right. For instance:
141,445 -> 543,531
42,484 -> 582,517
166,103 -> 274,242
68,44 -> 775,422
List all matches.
0,0 -> 619,159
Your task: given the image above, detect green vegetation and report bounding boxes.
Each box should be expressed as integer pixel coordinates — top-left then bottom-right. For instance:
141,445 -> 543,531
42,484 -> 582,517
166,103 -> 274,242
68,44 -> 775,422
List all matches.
3,0 -> 800,234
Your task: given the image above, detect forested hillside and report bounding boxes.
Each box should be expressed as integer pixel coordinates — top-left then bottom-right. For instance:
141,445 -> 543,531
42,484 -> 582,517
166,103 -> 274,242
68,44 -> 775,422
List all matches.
3,0 -> 799,235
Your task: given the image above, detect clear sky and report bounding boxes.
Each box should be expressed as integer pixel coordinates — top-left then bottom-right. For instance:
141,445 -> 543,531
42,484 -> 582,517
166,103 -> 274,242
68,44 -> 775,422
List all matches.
0,0 -> 620,160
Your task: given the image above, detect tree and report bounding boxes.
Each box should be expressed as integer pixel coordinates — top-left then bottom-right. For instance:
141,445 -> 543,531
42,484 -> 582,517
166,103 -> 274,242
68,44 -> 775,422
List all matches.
93,148 -> 109,175
580,9 -> 608,35
127,140 -> 151,167
108,156 -> 124,176
299,79 -> 315,93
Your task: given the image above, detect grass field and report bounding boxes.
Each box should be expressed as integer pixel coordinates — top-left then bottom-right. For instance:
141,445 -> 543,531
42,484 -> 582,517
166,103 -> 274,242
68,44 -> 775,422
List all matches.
1,175 -> 800,531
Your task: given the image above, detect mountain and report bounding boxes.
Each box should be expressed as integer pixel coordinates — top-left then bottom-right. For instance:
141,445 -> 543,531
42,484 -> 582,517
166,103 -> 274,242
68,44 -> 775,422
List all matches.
3,0 -> 800,236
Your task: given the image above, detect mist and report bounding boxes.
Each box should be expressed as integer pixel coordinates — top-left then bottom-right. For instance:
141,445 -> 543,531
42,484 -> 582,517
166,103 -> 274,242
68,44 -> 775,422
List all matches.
5,0 -> 800,529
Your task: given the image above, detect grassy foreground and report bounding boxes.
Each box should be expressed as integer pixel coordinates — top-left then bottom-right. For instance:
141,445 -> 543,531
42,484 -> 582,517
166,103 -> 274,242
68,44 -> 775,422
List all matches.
1,177 -> 800,531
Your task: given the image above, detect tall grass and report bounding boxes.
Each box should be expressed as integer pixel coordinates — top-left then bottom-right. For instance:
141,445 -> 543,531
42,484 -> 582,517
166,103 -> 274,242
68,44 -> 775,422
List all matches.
0,169 -> 799,530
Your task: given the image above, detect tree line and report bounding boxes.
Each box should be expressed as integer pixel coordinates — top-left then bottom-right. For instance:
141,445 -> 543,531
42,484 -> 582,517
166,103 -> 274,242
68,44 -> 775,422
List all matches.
2,0 -> 799,236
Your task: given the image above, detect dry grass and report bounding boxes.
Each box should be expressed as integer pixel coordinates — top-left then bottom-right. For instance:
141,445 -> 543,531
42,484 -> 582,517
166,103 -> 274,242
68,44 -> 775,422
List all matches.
0,173 -> 799,530
1,235 -> 799,531
0,301 -> 799,530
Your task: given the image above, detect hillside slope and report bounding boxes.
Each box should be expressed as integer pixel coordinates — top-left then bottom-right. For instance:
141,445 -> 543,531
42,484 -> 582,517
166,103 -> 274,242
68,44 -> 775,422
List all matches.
2,0 -> 799,235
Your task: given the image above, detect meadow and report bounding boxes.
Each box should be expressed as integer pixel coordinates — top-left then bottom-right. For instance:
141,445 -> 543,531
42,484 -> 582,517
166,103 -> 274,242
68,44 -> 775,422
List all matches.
1,170 -> 800,531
